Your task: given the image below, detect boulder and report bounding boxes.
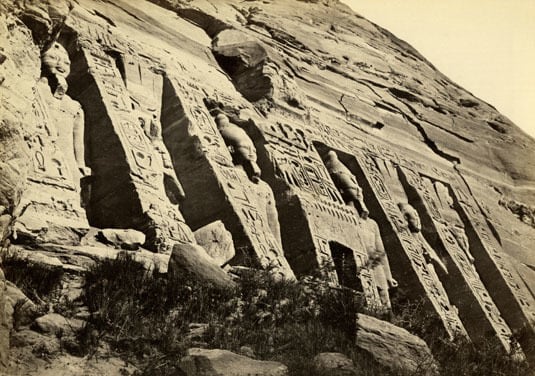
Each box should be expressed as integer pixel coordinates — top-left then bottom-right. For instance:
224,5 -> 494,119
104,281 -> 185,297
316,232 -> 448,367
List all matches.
356,314 -> 438,375
179,348 -> 288,376
97,229 -> 146,250
194,221 -> 235,266
34,313 -> 84,336
168,243 -> 236,290
312,353 -> 356,376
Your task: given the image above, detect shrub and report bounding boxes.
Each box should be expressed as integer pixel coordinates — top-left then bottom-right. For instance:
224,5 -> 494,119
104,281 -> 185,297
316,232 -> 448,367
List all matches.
391,288 -> 531,376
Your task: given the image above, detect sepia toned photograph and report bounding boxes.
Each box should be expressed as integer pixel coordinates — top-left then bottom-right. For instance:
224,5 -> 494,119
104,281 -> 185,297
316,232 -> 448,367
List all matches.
0,0 -> 534,375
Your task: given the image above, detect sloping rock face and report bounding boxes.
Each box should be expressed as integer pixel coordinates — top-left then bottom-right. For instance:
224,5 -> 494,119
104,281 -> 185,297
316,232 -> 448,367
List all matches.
356,313 -> 438,374
2,0 -> 535,363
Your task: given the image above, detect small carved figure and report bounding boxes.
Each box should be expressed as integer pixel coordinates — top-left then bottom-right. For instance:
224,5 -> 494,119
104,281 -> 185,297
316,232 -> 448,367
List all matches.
450,225 -> 475,265
324,151 -> 369,218
38,41 -> 91,184
324,151 -> 396,306
131,99 -> 185,203
398,203 -> 448,274
214,113 -> 261,183
361,217 -> 398,309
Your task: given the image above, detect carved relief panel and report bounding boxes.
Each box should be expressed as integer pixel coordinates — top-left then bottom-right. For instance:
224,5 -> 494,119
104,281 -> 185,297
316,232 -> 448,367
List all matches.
450,176 -> 535,359
352,151 -> 467,338
162,71 -> 294,279
75,39 -> 194,251
400,167 -> 514,351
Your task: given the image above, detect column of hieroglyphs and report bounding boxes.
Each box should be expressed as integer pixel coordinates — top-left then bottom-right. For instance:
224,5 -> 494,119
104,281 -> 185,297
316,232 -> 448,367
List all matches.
399,167 -> 514,351
160,71 -> 294,278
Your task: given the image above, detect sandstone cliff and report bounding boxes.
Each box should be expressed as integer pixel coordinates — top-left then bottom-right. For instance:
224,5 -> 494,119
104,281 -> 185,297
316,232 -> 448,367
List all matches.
1,0 -> 535,372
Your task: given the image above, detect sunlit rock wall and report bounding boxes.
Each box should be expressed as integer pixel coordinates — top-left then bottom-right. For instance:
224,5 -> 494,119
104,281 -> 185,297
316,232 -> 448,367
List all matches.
2,0 -> 535,361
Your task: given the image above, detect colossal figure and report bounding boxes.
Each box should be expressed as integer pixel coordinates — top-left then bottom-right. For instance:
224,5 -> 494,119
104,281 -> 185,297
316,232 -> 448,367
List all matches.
324,151 -> 396,308
39,42 -> 91,185
14,41 -> 90,244
324,151 -> 369,218
215,113 -> 262,184
214,113 -> 282,249
398,203 -> 448,275
361,218 -> 397,310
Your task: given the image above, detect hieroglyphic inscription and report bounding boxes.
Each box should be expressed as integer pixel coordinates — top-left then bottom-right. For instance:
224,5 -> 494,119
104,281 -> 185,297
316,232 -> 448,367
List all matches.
165,73 -> 294,278
354,151 -> 467,338
402,168 -> 513,350
27,88 -> 75,189
451,179 -> 535,331
166,76 -> 232,167
265,121 -> 343,205
262,119 -> 379,302
15,66 -> 89,242
81,45 -> 194,249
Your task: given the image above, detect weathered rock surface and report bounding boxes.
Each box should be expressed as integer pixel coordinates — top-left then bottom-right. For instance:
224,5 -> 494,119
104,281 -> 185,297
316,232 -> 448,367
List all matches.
168,243 -> 236,290
179,348 -> 288,376
356,313 -> 438,375
194,221 -> 236,266
312,352 -> 356,376
97,228 -> 146,250
2,0 -> 535,366
10,328 -> 59,351
5,281 -> 38,328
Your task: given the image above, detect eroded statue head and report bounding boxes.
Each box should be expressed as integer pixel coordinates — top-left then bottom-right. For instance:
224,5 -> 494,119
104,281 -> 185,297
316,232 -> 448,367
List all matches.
398,203 -> 421,233
42,42 -> 71,79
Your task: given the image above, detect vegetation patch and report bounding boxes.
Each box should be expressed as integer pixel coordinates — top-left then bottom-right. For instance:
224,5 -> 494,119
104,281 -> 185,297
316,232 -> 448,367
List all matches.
78,255 -> 531,376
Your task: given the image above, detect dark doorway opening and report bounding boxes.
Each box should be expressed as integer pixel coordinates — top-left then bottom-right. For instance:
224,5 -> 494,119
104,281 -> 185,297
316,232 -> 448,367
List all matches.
329,241 -> 360,290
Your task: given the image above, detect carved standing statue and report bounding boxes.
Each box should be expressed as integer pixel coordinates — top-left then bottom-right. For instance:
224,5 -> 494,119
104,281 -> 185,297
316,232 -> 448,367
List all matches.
214,112 -> 282,249
324,151 -> 369,218
398,203 -> 448,274
38,41 -> 91,186
131,98 -> 185,204
13,41 -> 90,243
215,113 -> 262,183
325,151 -> 396,307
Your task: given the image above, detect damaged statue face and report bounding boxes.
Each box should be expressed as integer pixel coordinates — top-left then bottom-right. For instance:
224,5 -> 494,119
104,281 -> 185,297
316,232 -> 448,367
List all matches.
42,42 -> 71,78
399,203 -> 422,233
